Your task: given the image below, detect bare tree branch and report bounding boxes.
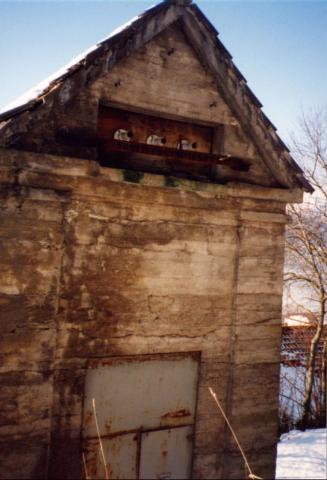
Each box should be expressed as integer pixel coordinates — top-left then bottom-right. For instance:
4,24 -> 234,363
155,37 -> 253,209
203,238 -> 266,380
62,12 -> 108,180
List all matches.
283,106 -> 327,428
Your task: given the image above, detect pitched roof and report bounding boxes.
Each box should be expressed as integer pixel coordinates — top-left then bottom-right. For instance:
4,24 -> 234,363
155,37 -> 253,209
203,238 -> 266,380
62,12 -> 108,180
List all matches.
0,0 -> 177,121
0,0 -> 313,192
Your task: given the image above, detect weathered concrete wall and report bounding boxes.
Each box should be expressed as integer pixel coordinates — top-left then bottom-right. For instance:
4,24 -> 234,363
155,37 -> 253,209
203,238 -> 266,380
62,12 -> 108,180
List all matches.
0,148 -> 293,479
0,178 -> 67,478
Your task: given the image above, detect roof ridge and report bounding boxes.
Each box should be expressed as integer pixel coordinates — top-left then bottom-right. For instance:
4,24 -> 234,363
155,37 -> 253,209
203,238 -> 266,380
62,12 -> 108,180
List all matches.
0,0 -> 174,121
181,6 -> 312,191
0,0 -> 313,192
165,0 -> 192,5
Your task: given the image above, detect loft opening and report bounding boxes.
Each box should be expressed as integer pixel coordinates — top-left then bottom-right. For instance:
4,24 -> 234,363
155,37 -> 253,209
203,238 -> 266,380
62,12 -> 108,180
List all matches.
97,104 -> 250,182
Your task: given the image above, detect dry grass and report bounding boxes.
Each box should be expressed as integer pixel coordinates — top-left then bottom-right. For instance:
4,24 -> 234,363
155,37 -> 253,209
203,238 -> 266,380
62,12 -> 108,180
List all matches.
83,398 -> 109,480
208,386 -> 263,480
85,390 -> 262,480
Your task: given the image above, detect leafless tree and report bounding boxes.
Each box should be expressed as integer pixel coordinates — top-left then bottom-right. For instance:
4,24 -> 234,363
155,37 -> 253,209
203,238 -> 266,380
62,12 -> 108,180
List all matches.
283,107 -> 327,428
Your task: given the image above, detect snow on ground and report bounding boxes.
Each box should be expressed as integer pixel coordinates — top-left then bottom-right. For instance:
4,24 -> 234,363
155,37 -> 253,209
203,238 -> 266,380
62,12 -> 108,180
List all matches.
276,429 -> 327,479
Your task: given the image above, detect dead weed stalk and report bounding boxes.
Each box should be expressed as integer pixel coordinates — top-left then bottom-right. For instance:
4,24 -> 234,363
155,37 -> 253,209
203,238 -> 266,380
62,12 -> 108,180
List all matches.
82,452 -> 90,480
92,397 -> 110,480
208,386 -> 263,480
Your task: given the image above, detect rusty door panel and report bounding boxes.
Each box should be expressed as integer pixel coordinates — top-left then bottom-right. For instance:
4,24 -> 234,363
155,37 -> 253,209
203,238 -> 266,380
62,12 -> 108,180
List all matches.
84,433 -> 138,480
83,353 -> 199,437
83,353 -> 199,479
139,426 -> 194,480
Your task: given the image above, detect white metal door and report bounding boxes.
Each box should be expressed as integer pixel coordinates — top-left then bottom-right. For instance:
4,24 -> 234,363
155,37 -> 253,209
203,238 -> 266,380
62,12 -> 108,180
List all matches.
139,426 -> 194,480
82,352 -> 199,479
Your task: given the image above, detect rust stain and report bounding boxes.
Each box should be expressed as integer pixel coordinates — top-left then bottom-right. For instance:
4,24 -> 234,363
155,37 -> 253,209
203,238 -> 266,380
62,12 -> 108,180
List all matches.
84,439 -> 112,479
83,441 -> 99,478
105,418 -> 111,433
87,351 -> 200,369
84,410 -> 93,425
161,408 -> 191,420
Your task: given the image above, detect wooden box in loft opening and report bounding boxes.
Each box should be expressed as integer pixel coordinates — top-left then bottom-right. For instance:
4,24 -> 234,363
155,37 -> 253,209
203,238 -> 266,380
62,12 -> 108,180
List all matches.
97,104 -> 249,181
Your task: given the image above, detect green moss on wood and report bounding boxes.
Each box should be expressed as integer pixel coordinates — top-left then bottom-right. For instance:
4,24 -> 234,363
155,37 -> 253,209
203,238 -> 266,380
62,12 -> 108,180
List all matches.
123,170 -> 144,184
164,176 -> 179,188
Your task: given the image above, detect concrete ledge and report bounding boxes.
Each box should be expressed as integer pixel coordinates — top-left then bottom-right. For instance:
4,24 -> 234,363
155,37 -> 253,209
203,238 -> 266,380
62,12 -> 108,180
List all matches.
0,148 -> 303,203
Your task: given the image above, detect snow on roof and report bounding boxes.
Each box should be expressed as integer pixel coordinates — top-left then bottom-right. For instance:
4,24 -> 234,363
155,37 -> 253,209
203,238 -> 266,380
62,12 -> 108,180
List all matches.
0,6 -> 155,116
0,0 -> 313,193
0,46 -> 97,115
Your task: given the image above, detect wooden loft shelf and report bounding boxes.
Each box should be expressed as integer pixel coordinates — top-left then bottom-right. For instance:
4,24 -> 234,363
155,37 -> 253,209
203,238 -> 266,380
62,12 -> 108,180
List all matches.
97,105 -> 250,181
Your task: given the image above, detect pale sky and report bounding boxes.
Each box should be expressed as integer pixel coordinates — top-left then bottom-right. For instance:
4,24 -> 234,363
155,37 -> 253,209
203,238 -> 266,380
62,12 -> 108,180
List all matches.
1,0 -> 327,144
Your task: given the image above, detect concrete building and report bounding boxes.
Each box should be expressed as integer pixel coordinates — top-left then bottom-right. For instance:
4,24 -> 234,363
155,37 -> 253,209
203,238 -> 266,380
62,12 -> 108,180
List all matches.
0,1 -> 311,478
